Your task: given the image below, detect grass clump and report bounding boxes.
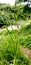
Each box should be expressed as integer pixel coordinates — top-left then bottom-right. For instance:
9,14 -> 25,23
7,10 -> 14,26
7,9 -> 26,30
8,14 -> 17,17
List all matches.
0,25 -> 31,65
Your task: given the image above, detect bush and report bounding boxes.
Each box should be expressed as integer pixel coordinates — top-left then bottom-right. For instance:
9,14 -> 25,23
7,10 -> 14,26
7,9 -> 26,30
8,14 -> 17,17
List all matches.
0,4 -> 29,27
0,11 -> 10,27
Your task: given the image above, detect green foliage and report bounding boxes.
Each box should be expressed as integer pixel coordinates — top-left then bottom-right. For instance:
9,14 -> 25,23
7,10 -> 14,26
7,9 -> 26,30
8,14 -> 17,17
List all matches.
0,4 -> 31,27
19,23 -> 31,48
21,23 -> 31,34
0,3 -> 31,65
23,5 -> 31,14
0,11 -> 10,26
0,24 -> 31,65
0,4 -> 30,27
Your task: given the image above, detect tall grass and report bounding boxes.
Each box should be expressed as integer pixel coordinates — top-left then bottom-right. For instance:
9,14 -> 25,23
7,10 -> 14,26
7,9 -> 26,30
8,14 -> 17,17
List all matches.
0,25 -> 31,65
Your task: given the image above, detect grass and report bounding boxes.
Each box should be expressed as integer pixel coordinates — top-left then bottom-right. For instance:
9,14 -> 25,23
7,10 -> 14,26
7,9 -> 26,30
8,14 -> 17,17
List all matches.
0,23 -> 31,65
0,4 -> 31,65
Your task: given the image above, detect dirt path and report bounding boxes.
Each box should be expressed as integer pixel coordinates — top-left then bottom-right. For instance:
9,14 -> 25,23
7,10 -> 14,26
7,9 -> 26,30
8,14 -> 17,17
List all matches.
20,45 -> 31,60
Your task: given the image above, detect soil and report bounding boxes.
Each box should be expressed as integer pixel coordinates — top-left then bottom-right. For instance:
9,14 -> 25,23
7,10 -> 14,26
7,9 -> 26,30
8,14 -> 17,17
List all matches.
20,45 -> 31,60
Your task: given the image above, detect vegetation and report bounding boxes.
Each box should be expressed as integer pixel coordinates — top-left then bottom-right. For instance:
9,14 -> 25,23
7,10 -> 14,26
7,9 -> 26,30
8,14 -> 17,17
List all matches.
0,3 -> 31,65
20,23 -> 31,49
0,4 -> 31,27
0,23 -> 31,65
